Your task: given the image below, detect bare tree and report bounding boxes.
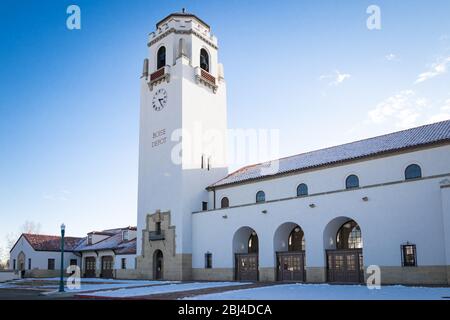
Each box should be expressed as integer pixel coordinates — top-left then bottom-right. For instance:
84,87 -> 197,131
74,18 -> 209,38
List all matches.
20,221 -> 41,234
4,221 -> 42,253
0,246 -> 4,269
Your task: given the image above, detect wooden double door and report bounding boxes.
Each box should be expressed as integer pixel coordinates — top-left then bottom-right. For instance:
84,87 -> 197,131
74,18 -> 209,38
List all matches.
235,253 -> 258,281
326,249 -> 364,283
276,251 -> 306,282
84,257 -> 96,278
101,256 -> 114,279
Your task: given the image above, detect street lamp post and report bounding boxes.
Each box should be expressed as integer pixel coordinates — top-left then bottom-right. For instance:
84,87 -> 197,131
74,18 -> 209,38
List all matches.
59,223 -> 65,292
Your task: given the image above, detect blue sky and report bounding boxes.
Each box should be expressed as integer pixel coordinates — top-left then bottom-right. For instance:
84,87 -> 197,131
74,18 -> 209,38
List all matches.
1,0 -> 449,257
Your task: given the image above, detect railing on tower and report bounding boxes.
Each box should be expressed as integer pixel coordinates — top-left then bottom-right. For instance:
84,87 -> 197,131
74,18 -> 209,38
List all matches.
195,67 -> 218,93
149,230 -> 165,241
150,67 -> 165,82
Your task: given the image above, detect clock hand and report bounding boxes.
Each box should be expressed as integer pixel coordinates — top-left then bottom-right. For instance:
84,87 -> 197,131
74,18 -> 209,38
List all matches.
159,98 -> 164,106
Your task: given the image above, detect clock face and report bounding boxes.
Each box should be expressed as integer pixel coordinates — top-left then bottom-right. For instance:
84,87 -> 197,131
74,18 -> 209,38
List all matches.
152,88 -> 167,111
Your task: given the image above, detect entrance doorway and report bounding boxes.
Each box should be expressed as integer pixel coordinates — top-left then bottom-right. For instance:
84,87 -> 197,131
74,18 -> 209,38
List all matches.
233,227 -> 259,281
153,250 -> 163,280
275,224 -> 306,282
325,219 -> 364,283
101,256 -> 114,278
84,257 -> 96,278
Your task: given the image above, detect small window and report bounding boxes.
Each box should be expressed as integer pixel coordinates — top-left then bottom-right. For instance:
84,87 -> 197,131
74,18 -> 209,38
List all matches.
297,183 -> 308,197
157,46 -> 166,70
13,259 -> 16,270
121,258 -> 127,270
202,201 -> 208,211
28,258 -> 31,270
200,48 -> 209,72
401,244 -> 417,267
221,197 -> 229,208
405,164 -> 422,180
48,259 -> 55,270
70,259 -> 77,266
256,191 -> 266,203
205,253 -> 212,269
346,175 -> 360,189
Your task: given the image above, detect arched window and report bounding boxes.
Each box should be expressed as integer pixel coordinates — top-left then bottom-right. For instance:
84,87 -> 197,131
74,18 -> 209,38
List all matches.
336,220 -> 363,249
221,197 -> 229,208
288,226 -> 305,251
200,48 -> 209,72
248,232 -> 259,253
405,164 -> 422,180
157,46 -> 166,70
297,183 -> 308,197
345,175 -> 359,189
256,191 -> 265,203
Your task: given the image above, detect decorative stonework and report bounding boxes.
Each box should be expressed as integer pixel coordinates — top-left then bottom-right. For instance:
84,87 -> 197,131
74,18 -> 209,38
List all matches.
135,210 -> 192,280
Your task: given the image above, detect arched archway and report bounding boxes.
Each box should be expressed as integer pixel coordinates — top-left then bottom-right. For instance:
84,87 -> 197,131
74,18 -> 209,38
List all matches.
153,250 -> 163,280
323,217 -> 364,283
273,222 -> 306,282
232,226 -> 259,281
18,251 -> 25,277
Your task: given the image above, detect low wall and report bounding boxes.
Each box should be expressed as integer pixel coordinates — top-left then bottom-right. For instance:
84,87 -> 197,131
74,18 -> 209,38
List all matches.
115,269 -> 151,280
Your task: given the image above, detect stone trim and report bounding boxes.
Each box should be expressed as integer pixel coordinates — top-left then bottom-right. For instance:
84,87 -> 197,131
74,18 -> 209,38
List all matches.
136,210 -> 192,280
192,268 -> 233,281
148,28 -> 218,49
194,172 -> 450,214
188,265 -> 450,285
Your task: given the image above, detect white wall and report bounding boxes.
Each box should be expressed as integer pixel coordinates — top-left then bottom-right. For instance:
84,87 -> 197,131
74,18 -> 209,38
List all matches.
212,145 -> 450,208
192,146 -> 450,269
115,255 -> 136,270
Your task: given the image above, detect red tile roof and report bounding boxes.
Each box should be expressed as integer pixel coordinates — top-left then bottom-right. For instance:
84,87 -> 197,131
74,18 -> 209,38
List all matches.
22,234 -> 83,252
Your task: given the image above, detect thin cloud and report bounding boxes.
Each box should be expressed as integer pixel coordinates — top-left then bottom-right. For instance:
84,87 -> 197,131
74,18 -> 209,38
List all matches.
319,70 -> 351,86
415,56 -> 450,84
385,53 -> 398,61
43,190 -> 71,201
368,90 -> 429,129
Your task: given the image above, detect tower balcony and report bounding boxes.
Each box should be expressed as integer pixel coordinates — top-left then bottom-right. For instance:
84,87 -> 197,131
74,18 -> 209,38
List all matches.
195,67 -> 218,93
148,66 -> 170,91
149,230 -> 165,241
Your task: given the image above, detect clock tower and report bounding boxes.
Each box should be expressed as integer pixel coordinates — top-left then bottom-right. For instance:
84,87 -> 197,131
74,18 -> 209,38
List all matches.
135,11 -> 228,280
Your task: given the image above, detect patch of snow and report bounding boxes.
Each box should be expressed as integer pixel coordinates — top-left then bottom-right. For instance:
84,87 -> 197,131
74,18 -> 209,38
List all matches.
43,280 -> 176,294
83,282 -> 249,298
184,284 -> 450,300
20,277 -> 155,284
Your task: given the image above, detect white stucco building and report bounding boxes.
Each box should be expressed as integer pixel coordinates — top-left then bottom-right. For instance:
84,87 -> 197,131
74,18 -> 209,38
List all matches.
9,227 -> 136,279
9,234 -> 82,278
133,11 -> 450,285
